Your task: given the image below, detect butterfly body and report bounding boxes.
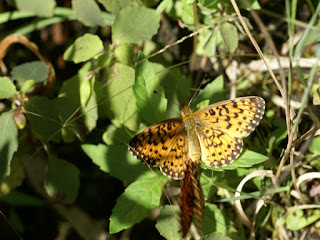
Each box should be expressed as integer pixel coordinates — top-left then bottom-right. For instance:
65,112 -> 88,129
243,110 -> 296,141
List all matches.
129,96 -> 265,180
181,104 -> 201,163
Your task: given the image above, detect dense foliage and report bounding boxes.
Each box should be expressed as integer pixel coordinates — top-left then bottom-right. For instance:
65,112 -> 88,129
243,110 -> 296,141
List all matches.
0,0 -> 319,239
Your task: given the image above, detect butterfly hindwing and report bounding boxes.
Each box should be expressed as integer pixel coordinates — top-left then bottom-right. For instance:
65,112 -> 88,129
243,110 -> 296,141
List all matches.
160,131 -> 188,180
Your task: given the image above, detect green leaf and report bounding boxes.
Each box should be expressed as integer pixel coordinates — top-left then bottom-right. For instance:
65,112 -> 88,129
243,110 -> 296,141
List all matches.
286,209 -> 320,231
0,158 -> 25,195
102,124 -> 132,145
112,5 -> 160,44
220,22 -> 238,53
309,136 -> 320,155
11,61 -> 49,84
59,62 -> 98,133
99,0 -> 131,15
0,112 -> 18,179
191,75 -> 225,109
109,172 -> 167,233
104,63 -> 140,131
20,80 -> 35,94
72,0 -> 106,27
0,77 -> 16,99
82,144 -> 147,181
25,96 -> 79,142
16,0 -> 56,17
133,52 -> 167,124
200,234 -> 233,240
45,157 -> 80,204
156,205 -> 182,240
114,43 -> 135,66
64,33 -> 104,63
201,150 -> 268,171
202,203 -> 233,235
0,191 -> 45,206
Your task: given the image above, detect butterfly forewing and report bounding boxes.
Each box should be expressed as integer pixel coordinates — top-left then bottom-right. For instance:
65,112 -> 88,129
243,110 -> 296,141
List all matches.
194,96 -> 265,138
129,118 -> 189,179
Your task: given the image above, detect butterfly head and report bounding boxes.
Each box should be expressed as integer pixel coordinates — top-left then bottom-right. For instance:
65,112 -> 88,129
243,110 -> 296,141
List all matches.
181,104 -> 193,118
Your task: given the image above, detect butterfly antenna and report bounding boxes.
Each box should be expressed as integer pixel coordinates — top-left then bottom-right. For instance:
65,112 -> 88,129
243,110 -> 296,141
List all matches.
188,77 -> 209,106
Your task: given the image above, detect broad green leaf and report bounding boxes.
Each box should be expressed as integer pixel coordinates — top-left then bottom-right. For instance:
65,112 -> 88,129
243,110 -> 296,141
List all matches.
99,0 -> 131,14
156,64 -> 192,118
220,22 -> 238,53
197,28 -> 221,57
45,157 -> 80,204
59,63 -> 98,133
202,203 -> 233,235
191,75 -> 224,109
0,112 -> 18,179
11,61 -> 49,84
200,170 -> 217,200
72,0 -> 105,27
201,234 -> 233,240
82,144 -> 147,181
102,124 -> 132,145
0,191 -> 45,206
175,0 -> 194,25
109,172 -> 167,233
25,96 -> 79,142
16,0 -> 55,17
64,33 -> 104,63
112,5 -> 160,44
156,205 -> 182,240
0,158 -> 24,196
133,52 -> 167,124
104,63 -> 140,131
0,77 -> 16,99
286,209 -> 320,231
114,43 -> 135,66
201,150 -> 268,171
309,136 -> 320,155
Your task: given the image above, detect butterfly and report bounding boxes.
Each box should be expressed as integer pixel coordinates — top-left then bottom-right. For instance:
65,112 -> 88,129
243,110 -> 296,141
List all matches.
128,96 -> 265,180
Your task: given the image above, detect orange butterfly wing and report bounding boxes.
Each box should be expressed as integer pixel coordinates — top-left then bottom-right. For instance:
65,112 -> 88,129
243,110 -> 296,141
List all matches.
128,119 -> 189,179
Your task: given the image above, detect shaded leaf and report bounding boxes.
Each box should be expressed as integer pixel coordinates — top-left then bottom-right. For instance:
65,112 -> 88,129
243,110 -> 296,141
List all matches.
220,22 -> 238,53
0,112 -> 18,179
112,5 -> 160,44
82,144 -> 147,182
64,33 -> 104,63
45,157 -> 80,204
109,172 -> 167,233
72,0 -> 105,27
16,0 -> 55,17
0,77 -> 16,99
11,61 -> 49,84
156,205 -> 182,240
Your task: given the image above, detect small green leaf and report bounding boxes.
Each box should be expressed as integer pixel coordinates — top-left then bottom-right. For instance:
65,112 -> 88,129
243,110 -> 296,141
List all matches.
112,5 -> 160,44
309,136 -> 320,155
72,0 -> 106,27
0,112 -> 18,179
201,150 -> 268,171
45,157 -> 79,204
200,234 -> 233,240
20,80 -> 35,94
286,209 -> 320,231
109,172 -> 167,233
0,77 -> 16,99
191,75 -> 225,109
104,63 -> 140,131
99,0 -> 131,15
156,205 -> 182,240
133,52 -> 167,124
11,61 -> 49,84
25,96 -> 79,142
63,33 -> 104,63
16,0 -> 56,17
82,144 -> 147,181
202,203 -> 233,235
220,22 -> 238,53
